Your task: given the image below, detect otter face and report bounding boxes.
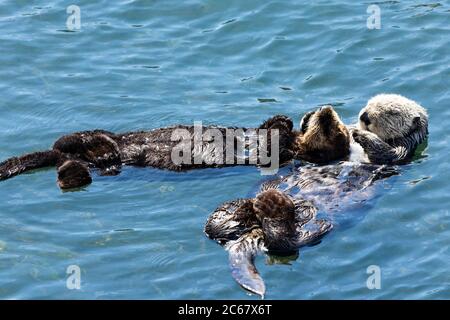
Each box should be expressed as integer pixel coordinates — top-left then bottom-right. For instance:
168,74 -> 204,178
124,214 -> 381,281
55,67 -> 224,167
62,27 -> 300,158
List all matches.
297,106 -> 350,164
358,94 -> 428,143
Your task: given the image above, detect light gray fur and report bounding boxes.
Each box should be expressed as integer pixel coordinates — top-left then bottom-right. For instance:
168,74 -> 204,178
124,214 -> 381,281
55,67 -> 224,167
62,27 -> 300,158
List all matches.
354,94 -> 428,164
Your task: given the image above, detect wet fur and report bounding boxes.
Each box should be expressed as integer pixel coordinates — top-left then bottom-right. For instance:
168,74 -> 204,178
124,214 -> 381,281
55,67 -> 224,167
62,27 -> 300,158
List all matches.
0,116 -> 293,189
205,95 -> 429,297
205,189 -> 332,297
294,106 -> 350,164
205,160 -> 402,297
353,94 -> 428,164
0,109 -> 350,189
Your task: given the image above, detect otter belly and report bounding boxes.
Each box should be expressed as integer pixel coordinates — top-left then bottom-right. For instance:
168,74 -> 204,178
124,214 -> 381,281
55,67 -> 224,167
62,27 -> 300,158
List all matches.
115,126 -> 260,170
260,161 -> 397,226
349,141 -> 369,163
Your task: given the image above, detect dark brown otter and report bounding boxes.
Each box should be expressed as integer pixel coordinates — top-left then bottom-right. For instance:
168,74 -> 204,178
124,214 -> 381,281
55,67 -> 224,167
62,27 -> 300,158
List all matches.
294,106 -> 350,164
0,107 -> 350,190
205,188 -> 332,297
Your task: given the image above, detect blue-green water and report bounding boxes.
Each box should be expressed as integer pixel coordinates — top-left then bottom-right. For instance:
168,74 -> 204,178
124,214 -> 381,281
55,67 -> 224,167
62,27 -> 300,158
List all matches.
0,0 -> 449,299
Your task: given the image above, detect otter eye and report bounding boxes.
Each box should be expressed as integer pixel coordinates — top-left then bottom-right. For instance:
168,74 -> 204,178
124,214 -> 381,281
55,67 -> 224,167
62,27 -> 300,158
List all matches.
300,111 -> 315,133
386,110 -> 401,117
359,111 -> 371,126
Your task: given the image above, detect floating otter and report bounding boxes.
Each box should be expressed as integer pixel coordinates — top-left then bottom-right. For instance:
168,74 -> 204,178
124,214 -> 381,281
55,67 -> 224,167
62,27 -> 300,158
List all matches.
205,161 -> 401,297
205,188 -> 333,297
295,94 -> 429,165
0,107 -> 350,190
205,94 -> 428,297
352,94 -> 428,164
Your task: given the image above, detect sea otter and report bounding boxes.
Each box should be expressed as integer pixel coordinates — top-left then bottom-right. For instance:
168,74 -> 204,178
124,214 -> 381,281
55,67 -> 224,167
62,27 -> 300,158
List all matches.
204,188 -> 334,297
352,94 -> 428,164
0,107 -> 350,189
204,94 -> 429,297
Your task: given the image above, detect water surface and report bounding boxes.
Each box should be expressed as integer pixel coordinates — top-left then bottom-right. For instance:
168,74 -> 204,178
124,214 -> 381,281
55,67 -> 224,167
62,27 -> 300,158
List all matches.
0,0 -> 449,299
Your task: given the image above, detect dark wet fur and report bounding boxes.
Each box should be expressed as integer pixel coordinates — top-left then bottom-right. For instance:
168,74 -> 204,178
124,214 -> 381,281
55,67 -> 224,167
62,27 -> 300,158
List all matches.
294,106 -> 351,164
204,160 -> 403,297
57,160 -> 92,189
204,108 -> 429,296
205,188 -> 333,297
0,150 -> 61,181
0,116 -> 296,189
0,111 -> 351,189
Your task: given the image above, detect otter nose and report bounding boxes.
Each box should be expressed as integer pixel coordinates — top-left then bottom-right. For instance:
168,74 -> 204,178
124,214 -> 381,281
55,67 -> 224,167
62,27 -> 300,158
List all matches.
360,111 -> 371,126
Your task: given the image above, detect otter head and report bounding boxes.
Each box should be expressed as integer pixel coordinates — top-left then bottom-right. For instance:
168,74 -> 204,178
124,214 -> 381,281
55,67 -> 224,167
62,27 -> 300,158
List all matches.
252,189 -> 297,253
253,189 -> 296,222
358,94 -> 428,147
296,106 -> 350,164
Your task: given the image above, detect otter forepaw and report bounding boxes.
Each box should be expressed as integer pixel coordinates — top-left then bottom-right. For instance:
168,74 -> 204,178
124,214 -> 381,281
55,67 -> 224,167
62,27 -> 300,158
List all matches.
352,129 -> 406,165
296,219 -> 333,247
352,129 -> 372,148
351,128 -> 363,139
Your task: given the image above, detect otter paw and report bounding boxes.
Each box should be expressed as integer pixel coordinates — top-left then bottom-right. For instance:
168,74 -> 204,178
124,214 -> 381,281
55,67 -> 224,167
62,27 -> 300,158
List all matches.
259,115 -> 293,132
352,129 -> 370,146
351,128 -> 362,139
57,160 -> 92,190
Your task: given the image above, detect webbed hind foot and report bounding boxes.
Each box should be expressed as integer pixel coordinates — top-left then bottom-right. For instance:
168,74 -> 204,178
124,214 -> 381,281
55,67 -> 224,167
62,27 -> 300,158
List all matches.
53,131 -> 122,175
57,159 -> 92,190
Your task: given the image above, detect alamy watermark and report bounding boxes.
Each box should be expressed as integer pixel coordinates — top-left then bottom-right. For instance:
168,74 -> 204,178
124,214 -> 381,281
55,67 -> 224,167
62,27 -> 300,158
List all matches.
66,264 -> 81,290
366,265 -> 381,289
66,5 -> 81,31
367,5 -> 381,29
170,122 -> 280,174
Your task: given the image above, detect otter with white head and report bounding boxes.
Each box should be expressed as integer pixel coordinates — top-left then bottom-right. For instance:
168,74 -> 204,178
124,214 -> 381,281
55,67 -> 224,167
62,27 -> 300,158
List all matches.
353,94 -> 428,164
205,94 -> 429,298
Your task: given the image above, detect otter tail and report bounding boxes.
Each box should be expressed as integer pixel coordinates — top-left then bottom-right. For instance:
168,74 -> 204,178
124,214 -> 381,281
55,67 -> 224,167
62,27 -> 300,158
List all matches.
0,150 -> 60,181
226,228 -> 266,298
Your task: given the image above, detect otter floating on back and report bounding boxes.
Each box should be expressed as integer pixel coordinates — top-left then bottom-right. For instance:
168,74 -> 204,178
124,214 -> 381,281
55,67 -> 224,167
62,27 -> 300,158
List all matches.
0,107 -> 350,190
205,94 -> 429,298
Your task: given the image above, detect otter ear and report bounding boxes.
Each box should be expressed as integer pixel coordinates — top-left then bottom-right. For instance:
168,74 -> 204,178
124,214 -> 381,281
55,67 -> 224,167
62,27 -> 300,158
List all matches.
412,115 -> 421,129
300,111 -> 315,134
